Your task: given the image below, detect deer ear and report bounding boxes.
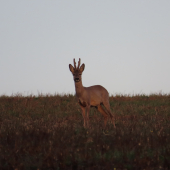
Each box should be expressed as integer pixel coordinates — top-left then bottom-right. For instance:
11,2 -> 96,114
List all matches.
79,63 -> 85,72
69,64 -> 74,73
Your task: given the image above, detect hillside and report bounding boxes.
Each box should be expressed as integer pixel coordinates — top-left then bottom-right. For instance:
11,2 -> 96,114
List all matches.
0,94 -> 170,169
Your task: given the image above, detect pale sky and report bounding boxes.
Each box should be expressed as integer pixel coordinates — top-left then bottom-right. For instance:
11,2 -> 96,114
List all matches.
0,1 -> 170,96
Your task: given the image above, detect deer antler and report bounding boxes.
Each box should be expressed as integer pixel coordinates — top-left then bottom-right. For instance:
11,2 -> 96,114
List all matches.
73,58 -> 76,68
78,58 -> 81,68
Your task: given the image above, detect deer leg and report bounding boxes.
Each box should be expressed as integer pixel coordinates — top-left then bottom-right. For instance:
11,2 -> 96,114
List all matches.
80,106 -> 87,128
97,105 -> 108,127
103,101 -> 116,128
86,105 -> 90,128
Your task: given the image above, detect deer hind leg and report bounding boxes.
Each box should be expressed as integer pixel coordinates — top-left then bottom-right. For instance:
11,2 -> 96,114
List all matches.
103,101 -> 116,128
97,105 -> 108,127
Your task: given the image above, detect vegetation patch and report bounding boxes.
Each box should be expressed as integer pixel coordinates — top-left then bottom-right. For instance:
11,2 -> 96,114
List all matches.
0,94 -> 170,169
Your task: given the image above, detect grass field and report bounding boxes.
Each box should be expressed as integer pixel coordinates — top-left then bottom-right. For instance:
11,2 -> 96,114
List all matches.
0,94 -> 170,169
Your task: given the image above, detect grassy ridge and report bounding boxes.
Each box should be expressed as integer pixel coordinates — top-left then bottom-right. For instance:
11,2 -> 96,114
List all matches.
0,94 -> 170,169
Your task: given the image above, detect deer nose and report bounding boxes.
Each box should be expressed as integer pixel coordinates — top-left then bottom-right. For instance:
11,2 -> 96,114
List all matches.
75,78 -> 80,82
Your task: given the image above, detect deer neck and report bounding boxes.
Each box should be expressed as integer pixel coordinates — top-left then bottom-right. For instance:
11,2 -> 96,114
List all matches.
75,81 -> 85,97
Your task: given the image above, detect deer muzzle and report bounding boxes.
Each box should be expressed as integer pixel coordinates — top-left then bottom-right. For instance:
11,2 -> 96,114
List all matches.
74,78 -> 80,82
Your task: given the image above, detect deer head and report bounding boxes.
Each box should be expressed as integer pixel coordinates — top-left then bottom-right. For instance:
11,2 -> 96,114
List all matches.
69,58 -> 85,83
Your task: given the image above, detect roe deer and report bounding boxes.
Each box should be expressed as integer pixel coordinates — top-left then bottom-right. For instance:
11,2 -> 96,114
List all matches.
69,58 -> 115,128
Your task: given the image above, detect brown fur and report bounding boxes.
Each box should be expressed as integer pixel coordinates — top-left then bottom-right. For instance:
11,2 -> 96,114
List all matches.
69,58 -> 115,128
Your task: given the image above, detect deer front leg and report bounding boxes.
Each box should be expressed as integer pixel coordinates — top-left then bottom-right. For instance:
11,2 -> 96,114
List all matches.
86,105 -> 90,128
80,105 -> 87,128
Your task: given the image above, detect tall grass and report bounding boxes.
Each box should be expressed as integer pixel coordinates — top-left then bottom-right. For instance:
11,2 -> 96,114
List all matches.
0,94 -> 170,169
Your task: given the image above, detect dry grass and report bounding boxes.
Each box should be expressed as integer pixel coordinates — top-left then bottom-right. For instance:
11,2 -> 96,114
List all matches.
0,94 -> 170,169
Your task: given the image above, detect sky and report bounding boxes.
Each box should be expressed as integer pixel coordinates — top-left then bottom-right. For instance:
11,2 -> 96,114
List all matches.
0,1 -> 170,96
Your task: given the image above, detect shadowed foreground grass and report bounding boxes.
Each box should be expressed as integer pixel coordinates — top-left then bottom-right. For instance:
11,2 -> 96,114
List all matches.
0,94 -> 170,169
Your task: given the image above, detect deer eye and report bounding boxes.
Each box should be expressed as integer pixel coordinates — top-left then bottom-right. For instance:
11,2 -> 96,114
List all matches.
73,74 -> 75,76
79,74 -> 81,75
